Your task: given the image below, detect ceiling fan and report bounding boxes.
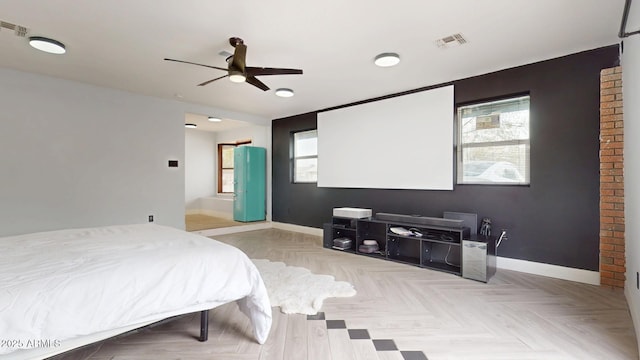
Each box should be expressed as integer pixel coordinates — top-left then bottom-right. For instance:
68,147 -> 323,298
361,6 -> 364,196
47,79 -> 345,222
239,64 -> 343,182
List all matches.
164,37 -> 303,91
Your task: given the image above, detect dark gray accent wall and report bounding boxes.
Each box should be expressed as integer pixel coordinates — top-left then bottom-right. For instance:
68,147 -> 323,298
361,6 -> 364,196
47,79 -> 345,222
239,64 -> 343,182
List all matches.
272,45 -> 619,271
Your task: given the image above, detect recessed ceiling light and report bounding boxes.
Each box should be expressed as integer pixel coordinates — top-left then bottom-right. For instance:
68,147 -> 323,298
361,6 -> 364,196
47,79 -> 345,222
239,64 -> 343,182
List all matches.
185,123 -> 197,128
208,116 -> 222,122
275,88 -> 294,98
374,52 -> 400,67
29,36 -> 66,54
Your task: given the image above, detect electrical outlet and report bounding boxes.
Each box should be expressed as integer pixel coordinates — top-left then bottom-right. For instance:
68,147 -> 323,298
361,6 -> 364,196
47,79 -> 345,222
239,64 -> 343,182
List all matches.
148,215 -> 154,223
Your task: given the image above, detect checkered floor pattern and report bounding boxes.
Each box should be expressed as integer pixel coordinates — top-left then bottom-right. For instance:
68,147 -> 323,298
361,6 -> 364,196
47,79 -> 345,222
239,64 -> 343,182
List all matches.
307,312 -> 428,360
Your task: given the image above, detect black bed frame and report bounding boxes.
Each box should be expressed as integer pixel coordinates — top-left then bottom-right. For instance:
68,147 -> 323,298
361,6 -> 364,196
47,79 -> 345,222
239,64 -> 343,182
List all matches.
199,309 -> 209,341
45,310 -> 211,359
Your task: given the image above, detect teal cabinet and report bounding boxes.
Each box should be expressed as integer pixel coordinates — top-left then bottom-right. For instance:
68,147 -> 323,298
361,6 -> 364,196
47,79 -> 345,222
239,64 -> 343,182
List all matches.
233,146 -> 266,222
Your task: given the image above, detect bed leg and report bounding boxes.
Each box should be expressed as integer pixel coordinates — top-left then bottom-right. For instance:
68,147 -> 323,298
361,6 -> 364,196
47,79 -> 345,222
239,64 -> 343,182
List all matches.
199,310 -> 209,342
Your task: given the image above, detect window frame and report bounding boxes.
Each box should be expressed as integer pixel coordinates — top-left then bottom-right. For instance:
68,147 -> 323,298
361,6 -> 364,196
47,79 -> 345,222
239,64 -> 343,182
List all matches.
217,139 -> 252,194
456,94 -> 531,186
291,129 -> 318,184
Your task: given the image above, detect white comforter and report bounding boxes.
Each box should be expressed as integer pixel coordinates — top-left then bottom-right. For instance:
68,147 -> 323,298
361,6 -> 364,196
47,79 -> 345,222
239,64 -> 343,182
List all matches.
0,223 -> 272,356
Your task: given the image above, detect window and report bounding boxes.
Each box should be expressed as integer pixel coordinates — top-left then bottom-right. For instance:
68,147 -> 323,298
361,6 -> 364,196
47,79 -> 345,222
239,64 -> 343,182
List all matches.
218,144 -> 235,193
293,129 -> 318,183
457,95 -> 530,185
217,140 -> 251,193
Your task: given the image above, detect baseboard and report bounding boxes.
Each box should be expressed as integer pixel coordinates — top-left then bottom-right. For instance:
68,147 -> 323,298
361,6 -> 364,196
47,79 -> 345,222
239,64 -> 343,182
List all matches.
192,221 -> 323,237
271,222 -> 323,236
193,222 -> 272,237
497,256 -> 600,285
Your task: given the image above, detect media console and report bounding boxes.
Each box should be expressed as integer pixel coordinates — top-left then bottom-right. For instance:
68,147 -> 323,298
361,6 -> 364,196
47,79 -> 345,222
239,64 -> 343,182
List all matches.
323,213 -> 496,281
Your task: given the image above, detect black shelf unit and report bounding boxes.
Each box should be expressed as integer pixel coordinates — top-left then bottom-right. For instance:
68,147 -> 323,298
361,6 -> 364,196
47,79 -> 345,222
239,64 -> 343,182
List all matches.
324,216 -> 471,276
356,218 -> 386,258
326,217 -> 358,252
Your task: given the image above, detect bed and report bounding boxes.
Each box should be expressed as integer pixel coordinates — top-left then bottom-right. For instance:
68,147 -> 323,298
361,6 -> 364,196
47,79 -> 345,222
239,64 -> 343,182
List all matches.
0,223 -> 272,359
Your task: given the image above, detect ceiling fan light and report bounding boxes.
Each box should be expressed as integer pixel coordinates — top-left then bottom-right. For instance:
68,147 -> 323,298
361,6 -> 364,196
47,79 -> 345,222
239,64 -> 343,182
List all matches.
374,52 -> 400,67
208,116 -> 222,122
229,73 -> 246,83
185,123 -> 197,128
275,88 -> 295,98
29,36 -> 66,54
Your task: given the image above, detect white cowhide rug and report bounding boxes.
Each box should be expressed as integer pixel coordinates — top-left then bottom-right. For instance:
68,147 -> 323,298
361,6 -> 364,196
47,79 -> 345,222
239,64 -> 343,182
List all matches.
251,259 -> 356,315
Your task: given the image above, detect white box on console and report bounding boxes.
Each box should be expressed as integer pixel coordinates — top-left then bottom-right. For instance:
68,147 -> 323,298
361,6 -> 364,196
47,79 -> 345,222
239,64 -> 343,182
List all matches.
332,207 -> 372,219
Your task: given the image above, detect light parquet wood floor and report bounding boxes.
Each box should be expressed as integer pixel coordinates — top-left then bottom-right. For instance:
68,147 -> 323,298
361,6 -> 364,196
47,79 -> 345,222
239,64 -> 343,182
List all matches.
53,228 -> 638,360
185,214 -> 245,231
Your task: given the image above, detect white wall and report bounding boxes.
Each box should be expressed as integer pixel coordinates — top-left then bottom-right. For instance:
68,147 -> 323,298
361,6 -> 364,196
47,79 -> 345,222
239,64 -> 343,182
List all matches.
185,129 -> 217,210
216,125 -> 269,148
623,32 -> 640,353
0,68 -> 268,236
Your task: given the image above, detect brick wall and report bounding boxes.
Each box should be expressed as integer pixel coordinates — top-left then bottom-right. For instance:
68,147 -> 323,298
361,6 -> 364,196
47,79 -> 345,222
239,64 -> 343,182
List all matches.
600,66 -> 625,288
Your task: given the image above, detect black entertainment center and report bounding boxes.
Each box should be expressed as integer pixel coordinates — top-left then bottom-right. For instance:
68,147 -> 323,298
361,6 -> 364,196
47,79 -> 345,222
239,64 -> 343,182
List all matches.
323,211 -> 497,282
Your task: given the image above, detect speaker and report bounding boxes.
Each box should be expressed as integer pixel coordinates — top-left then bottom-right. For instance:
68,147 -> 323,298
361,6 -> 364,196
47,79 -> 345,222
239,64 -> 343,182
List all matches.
376,213 -> 465,228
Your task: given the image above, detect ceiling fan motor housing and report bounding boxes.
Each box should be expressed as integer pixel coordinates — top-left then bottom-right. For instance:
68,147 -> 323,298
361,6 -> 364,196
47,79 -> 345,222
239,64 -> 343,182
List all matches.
164,36 -> 303,91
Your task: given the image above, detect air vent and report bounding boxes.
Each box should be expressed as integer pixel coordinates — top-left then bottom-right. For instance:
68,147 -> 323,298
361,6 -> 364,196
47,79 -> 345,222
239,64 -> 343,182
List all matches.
0,20 -> 29,37
436,33 -> 467,49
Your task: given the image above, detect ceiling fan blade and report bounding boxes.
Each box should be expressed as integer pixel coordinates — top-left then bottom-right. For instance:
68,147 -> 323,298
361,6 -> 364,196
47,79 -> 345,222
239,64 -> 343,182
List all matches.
246,76 -> 269,91
168,37 -> 302,92
197,74 -> 229,86
164,58 -> 227,72
245,67 -> 303,76
231,44 -> 247,73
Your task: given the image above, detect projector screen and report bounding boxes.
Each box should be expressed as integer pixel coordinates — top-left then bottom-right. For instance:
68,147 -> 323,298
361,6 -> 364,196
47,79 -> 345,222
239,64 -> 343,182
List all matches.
317,85 -> 454,190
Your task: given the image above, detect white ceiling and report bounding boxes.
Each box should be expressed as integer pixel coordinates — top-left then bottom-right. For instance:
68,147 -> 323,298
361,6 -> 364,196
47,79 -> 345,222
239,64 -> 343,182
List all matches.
0,0 -> 633,122
184,112 -> 251,132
